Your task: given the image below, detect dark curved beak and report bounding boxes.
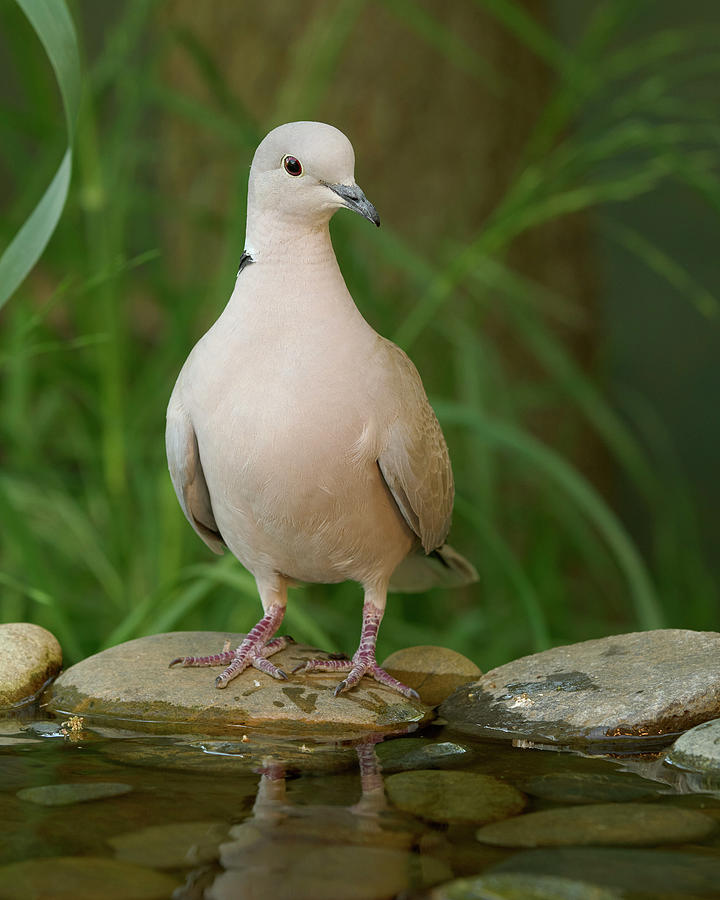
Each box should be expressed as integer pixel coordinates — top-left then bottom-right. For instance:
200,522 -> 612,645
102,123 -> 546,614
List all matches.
326,182 -> 381,227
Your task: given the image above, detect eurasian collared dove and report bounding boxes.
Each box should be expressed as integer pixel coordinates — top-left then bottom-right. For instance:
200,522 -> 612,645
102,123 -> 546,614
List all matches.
166,121 -> 477,699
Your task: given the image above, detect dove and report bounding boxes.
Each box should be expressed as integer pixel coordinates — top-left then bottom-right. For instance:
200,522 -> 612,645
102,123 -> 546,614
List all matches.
166,121 -> 477,699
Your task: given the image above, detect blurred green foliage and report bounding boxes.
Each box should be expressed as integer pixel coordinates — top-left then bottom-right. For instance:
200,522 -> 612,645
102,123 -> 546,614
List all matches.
1,0 -> 718,668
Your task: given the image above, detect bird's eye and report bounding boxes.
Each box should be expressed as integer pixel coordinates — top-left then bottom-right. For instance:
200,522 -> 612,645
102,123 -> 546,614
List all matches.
282,155 -> 303,177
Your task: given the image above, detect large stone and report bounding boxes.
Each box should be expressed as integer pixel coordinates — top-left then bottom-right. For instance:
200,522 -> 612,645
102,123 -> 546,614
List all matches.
47,632 -> 430,735
440,630 -> 720,747
475,802 -> 717,848
667,718 -> 720,776
0,623 -> 62,710
385,770 -> 526,825
381,646 -> 481,707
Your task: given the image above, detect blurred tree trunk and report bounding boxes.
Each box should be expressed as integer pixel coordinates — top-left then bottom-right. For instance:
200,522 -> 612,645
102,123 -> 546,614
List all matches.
158,0 -> 604,486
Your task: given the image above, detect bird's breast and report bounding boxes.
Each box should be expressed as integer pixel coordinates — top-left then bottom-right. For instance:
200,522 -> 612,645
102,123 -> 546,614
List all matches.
177,285 -> 414,582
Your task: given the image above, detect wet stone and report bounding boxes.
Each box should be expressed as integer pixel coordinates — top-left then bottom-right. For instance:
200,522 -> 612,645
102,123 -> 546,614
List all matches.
376,736 -> 474,772
0,623 -> 62,711
431,872 -> 624,900
48,631 -> 430,735
17,781 -> 133,806
109,820 -> 229,869
441,629 -> 720,747
489,847 -> 720,897
0,856 -> 180,900
381,645 -> 481,706
522,772 -> 665,805
385,769 -> 526,825
475,802 -> 717,848
24,721 -> 66,738
667,718 -> 720,775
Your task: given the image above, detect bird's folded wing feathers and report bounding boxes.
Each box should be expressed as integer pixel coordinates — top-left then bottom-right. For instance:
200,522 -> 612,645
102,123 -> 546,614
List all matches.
377,340 -> 454,552
166,393 -> 224,555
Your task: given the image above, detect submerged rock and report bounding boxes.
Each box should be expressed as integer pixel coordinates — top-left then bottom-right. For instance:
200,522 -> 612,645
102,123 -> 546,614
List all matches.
490,847 -> 720,897
47,632 -> 430,735
381,646 -> 481,706
100,732 -> 360,778
0,623 -> 62,710
475,802 -> 717,848
440,629 -> 720,747
385,769 -> 526,825
109,820 -> 229,869
667,718 -> 720,776
376,737 -> 474,773
16,782 -> 132,806
0,856 -> 180,900
431,872 -> 623,900
521,772 -> 665,805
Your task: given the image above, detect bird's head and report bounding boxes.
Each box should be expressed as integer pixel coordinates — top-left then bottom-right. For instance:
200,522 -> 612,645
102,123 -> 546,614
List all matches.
247,121 -> 380,232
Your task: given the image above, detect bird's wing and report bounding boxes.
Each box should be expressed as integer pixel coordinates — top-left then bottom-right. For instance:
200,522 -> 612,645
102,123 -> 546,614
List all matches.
166,390 -> 224,555
376,339 -> 454,552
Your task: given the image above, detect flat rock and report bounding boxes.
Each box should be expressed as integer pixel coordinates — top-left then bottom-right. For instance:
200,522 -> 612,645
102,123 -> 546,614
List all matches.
667,718 -> 720,775
431,873 -> 623,900
47,632 -> 430,735
109,820 -> 229,868
440,629 -> 720,747
16,782 -> 132,806
385,769 -> 526,825
0,857 -> 180,900
381,645 -> 481,706
0,623 -> 62,710
476,802 -> 717,848
490,847 -> 720,897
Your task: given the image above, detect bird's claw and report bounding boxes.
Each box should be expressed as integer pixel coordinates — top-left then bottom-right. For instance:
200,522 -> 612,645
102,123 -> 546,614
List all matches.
170,630 -> 294,687
294,655 -> 420,700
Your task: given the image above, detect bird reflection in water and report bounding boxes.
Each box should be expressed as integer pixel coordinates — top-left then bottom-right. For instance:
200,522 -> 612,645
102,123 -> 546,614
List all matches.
173,734 -> 428,900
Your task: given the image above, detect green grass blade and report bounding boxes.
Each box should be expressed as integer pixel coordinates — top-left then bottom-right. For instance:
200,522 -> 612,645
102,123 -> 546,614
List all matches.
436,403 -> 664,631
455,495 -> 552,651
604,218 -> 719,318
0,0 -> 81,309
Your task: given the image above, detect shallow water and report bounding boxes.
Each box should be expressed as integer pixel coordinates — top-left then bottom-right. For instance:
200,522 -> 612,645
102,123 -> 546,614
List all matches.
1,714 -> 720,899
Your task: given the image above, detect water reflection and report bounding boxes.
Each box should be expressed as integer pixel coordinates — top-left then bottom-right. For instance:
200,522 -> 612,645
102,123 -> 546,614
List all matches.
179,734 -> 442,899
2,719 -> 720,899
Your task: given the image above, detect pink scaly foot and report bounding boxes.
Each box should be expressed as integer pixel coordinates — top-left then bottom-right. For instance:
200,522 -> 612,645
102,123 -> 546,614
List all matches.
169,604 -> 291,687
293,599 -> 420,700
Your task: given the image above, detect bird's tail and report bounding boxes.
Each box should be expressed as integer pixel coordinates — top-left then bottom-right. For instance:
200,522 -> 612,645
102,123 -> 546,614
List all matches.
389,543 -> 478,593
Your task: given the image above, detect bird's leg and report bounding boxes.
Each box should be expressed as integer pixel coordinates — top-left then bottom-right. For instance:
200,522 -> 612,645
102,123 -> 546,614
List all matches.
293,590 -> 420,700
170,578 -> 291,687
